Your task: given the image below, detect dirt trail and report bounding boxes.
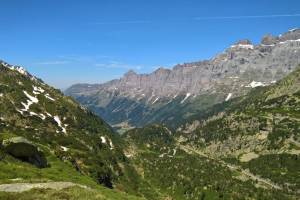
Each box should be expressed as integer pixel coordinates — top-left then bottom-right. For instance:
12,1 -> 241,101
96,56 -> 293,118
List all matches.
0,181 -> 88,193
179,145 -> 282,190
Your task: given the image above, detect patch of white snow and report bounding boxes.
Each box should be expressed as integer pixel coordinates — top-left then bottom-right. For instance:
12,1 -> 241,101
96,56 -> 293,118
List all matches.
101,136 -> 106,144
180,93 -> 191,104
225,93 -> 232,101
231,44 -> 254,50
245,81 -> 265,88
45,94 -> 55,101
54,115 -> 67,134
23,91 -> 38,103
60,146 -> 69,152
152,97 -> 159,104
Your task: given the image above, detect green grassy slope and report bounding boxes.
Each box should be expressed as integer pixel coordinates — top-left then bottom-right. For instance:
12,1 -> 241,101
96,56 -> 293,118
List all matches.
0,61 -> 148,199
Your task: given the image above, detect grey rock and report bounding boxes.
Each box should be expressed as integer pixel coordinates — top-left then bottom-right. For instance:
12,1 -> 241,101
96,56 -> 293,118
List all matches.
2,137 -> 47,168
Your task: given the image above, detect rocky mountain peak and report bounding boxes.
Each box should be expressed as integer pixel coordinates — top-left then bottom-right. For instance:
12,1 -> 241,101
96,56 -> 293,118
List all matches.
0,60 -> 34,80
261,34 -> 278,45
279,28 -> 300,41
288,27 -> 300,33
235,39 -> 252,45
230,39 -> 254,50
154,67 -> 171,74
124,69 -> 137,77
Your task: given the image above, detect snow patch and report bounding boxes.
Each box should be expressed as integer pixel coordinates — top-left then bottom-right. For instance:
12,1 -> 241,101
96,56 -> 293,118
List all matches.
60,146 -> 69,152
289,28 -> 299,32
231,44 -> 254,50
45,93 -> 55,101
109,139 -> 114,150
39,114 -> 46,120
225,93 -> 232,101
9,66 -> 28,75
54,115 -> 67,134
23,91 -> 38,103
159,153 -> 166,158
101,136 -> 106,144
21,101 -> 32,111
33,86 -> 45,94
245,81 -> 266,88
261,44 -> 275,47
180,93 -> 191,104
152,97 -> 159,104
29,112 -> 39,117
173,149 -> 177,156
19,91 -> 39,112
125,153 -> 133,158
279,39 -> 300,44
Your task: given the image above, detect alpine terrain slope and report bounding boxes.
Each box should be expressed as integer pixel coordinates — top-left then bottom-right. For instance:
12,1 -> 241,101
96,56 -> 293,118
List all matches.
178,64 -> 300,193
0,60 -> 155,199
66,28 -> 300,131
122,65 -> 300,199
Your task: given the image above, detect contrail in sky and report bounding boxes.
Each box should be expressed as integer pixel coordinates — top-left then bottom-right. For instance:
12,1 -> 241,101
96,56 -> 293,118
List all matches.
93,13 -> 300,25
194,13 -> 300,20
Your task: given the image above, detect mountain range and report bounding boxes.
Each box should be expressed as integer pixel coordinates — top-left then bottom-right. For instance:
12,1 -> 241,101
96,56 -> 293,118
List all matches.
0,28 -> 300,200
66,28 -> 300,131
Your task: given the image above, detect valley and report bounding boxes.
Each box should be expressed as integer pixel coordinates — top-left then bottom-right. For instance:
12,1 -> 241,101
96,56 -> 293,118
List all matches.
1,29 -> 300,199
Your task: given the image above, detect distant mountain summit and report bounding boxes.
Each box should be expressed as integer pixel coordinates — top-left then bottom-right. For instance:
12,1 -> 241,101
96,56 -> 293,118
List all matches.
66,28 -> 300,130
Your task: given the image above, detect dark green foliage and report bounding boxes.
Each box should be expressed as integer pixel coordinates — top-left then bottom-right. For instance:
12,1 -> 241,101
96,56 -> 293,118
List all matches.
243,154 -> 300,192
123,125 -> 296,200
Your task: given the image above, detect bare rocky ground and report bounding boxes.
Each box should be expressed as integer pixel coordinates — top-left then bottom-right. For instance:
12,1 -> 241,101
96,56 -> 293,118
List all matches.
0,182 -> 89,193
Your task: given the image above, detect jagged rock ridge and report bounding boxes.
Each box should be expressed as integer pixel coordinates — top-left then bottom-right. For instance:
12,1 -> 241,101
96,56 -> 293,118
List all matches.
66,28 -> 300,130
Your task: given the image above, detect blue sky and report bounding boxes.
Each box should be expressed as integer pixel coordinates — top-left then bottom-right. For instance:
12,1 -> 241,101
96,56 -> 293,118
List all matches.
1,0 -> 300,89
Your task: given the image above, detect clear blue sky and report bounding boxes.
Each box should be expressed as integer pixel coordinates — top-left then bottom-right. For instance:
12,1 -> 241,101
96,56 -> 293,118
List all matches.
1,0 -> 300,89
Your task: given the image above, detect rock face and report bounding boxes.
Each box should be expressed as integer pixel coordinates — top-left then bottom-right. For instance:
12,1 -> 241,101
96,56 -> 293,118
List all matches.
66,28 -> 300,129
2,137 -> 47,168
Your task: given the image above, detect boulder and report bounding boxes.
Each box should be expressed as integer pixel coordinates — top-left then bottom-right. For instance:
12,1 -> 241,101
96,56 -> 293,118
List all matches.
2,137 -> 47,168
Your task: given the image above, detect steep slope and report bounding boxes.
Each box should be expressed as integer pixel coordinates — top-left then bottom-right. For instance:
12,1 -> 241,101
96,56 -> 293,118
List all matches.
66,28 -> 300,130
122,125 -> 297,200
178,66 -> 300,194
0,60 -> 150,199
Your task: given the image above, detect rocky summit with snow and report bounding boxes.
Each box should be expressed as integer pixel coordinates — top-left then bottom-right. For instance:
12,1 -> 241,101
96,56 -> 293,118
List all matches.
66,28 -> 300,130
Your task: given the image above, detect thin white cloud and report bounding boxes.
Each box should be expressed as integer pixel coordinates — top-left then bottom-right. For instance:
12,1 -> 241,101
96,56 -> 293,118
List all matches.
92,20 -> 151,25
194,13 -> 300,20
35,61 -> 70,65
57,55 -> 111,62
95,61 -> 142,70
92,13 -> 300,25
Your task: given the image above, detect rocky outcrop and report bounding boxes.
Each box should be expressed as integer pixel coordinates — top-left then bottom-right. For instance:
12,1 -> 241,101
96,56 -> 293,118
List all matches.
2,137 -> 47,168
